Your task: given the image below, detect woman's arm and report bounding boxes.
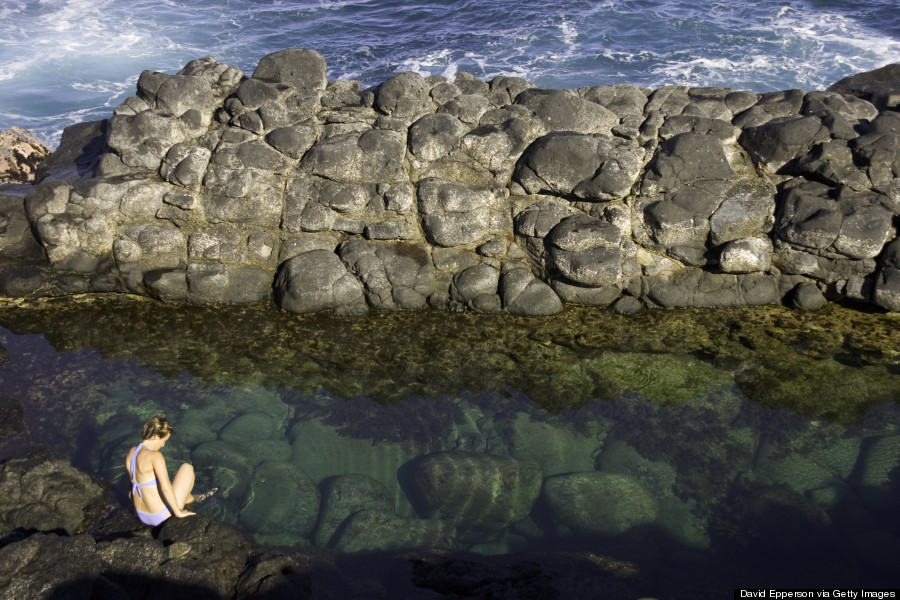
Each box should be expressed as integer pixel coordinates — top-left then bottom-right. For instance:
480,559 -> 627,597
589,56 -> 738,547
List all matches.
151,452 -> 195,518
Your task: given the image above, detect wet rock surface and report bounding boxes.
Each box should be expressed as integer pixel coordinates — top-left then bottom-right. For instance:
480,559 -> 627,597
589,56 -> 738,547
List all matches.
0,455 -> 108,538
1,52 -> 899,315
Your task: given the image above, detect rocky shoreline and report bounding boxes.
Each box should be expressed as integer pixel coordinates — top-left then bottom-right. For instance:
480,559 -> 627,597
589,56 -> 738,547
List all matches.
1,51 -> 899,315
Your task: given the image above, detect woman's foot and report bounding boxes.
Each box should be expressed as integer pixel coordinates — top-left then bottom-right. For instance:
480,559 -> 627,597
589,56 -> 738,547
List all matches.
189,487 -> 219,505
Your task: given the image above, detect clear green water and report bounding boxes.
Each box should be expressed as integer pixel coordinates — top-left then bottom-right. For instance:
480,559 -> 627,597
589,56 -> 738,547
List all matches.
0,296 -> 898,583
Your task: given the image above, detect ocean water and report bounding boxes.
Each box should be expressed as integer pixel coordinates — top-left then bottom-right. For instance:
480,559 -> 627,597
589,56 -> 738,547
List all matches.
1,0 -> 899,148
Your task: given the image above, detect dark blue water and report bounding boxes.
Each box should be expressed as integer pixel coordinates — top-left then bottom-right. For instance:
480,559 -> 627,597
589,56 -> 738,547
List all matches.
1,0 -> 898,147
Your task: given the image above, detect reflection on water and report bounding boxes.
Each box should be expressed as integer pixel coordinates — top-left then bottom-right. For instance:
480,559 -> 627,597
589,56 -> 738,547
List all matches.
0,295 -> 899,584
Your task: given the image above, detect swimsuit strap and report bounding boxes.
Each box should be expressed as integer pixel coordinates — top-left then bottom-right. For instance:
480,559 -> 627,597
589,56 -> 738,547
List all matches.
130,443 -> 157,498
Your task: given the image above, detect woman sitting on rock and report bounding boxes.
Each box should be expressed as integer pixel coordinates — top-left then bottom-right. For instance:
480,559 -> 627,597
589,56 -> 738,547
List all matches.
125,414 -> 217,526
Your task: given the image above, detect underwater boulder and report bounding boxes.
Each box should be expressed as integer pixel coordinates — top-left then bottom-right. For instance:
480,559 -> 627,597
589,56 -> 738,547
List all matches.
219,411 -> 284,443
238,460 -> 320,541
400,451 -> 542,543
753,432 -> 861,499
494,413 -> 599,477
289,417 -> 415,516
314,473 -> 395,548
191,440 -> 255,502
857,434 -> 900,513
241,439 -> 293,466
541,471 -> 658,537
330,508 -> 455,553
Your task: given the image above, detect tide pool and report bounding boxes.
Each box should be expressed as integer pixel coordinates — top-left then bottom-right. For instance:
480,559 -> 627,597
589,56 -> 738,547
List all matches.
0,295 -> 898,584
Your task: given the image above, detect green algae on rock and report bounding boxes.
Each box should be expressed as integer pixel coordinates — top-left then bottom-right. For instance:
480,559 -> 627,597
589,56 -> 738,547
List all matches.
1,294 -> 897,421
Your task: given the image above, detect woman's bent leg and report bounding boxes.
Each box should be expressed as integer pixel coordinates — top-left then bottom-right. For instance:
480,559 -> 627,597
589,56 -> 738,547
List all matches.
172,463 -> 195,508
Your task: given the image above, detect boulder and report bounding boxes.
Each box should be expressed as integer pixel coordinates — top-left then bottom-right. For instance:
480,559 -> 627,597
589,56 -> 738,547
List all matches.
775,180 -> 893,261
0,187 -> 45,266
219,412 -> 284,443
644,269 -> 781,308
856,434 -> 900,513
400,451 -> 542,542
707,181 -> 776,246
330,508 -> 454,553
338,239 -> 435,309
274,250 -> 367,315
0,127 -> 50,184
514,132 -> 645,201
718,237 -> 773,273
545,213 -> 639,288
156,515 -> 256,596
0,457 -> 108,537
541,472 -> 658,537
408,113 -> 465,161
789,281 -> 828,311
299,130 -> 407,184
827,63 -> 900,110
733,89 -> 806,129
417,178 -> 511,247
238,460 -> 320,541
582,84 -> 648,119
514,88 -> 618,135
635,132 -> 741,265
0,534 -> 104,599
874,239 -> 900,311
190,440 -> 255,503
288,417 -> 415,516
314,474 -> 395,548
499,267 -> 562,316
513,198 -> 577,265
797,140 -> 871,191
850,111 -> 900,201
495,413 -> 600,477
375,71 -> 433,119
740,115 -> 831,171
451,264 -> 501,312
252,48 -> 328,91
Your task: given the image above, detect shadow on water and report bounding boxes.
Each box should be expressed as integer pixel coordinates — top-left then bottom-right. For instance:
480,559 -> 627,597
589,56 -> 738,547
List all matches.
1,294 -> 899,591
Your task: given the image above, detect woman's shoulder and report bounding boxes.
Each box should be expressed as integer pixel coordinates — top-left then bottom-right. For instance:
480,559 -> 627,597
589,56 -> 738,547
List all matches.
130,444 -> 160,463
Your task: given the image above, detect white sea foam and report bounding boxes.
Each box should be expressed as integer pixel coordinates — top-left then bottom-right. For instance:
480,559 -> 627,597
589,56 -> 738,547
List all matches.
559,18 -> 577,49
397,48 -> 455,79
3,0 -> 899,147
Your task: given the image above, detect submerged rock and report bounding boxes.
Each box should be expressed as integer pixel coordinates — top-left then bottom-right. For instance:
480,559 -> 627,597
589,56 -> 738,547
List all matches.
541,472 -> 658,537
401,451 -> 542,542
314,473 -> 395,547
856,434 -> 900,513
329,508 -> 455,553
238,460 -> 320,542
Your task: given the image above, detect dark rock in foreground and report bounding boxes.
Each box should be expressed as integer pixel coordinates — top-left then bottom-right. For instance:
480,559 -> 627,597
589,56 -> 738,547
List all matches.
1,50 -> 899,315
